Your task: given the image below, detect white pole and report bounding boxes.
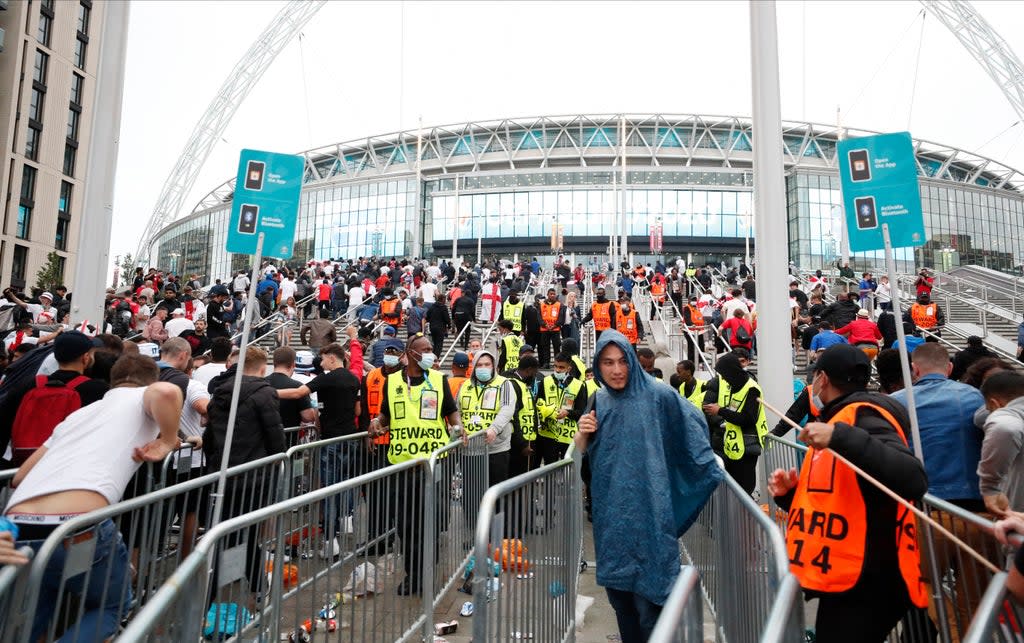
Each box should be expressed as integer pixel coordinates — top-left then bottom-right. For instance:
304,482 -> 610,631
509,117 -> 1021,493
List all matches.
452,174 -> 459,264
883,224 -> 924,462
209,232 -> 265,528
71,1 -> 130,326
620,116 -> 628,262
749,1 -> 793,412
610,172 -> 618,262
413,117 -> 423,259
744,211 -> 751,267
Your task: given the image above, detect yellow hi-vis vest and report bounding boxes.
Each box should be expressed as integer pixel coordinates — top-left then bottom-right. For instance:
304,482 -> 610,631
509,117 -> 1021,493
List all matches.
585,378 -> 600,397
502,334 -> 524,370
503,300 -> 525,332
716,376 -> 768,460
679,378 -> 706,409
511,377 -> 538,442
459,375 -> 508,436
385,369 -> 450,464
539,375 -> 584,444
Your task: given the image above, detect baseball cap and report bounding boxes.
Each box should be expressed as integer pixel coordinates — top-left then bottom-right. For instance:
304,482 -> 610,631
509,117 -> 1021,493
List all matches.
452,352 -> 470,367
382,326 -> 397,336
136,342 -> 160,359
857,309 -> 870,318
295,350 -> 315,373
40,292 -> 53,301
520,344 -> 535,353
814,344 -> 871,386
382,339 -> 404,353
172,308 -> 185,316
53,331 -> 102,363
209,285 -> 229,296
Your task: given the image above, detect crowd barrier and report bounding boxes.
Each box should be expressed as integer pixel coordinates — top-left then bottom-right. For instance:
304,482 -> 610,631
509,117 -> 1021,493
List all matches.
645,566 -> 704,642
762,434 -> 1024,642
115,432 -> 491,642
677,464 -> 803,643
471,448 -> 584,642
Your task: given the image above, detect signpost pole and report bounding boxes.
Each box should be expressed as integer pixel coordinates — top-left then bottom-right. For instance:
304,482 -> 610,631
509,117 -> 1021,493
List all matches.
209,232 -> 265,528
452,174 -> 459,264
883,224 -> 924,462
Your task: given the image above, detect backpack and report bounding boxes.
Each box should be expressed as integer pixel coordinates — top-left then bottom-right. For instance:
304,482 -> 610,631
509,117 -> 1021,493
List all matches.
734,323 -> 752,344
110,300 -> 132,337
10,374 -> 88,465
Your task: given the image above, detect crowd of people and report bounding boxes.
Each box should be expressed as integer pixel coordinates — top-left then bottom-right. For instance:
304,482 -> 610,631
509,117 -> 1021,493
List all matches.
1,251 -> 1024,643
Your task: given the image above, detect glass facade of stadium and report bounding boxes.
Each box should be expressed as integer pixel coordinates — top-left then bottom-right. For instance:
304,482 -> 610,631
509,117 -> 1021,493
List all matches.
151,115 -> 1024,280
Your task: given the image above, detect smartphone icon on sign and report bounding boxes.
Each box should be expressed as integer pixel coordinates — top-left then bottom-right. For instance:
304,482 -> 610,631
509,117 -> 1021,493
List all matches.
848,149 -> 871,182
238,204 -> 258,234
245,160 -> 265,191
854,196 -> 878,230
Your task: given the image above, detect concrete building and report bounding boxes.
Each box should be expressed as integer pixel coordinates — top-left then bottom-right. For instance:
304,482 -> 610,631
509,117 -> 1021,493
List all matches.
0,0 -> 102,291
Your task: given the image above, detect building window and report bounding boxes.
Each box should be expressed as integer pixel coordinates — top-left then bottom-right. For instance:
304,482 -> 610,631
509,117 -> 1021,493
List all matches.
25,125 -> 40,161
63,143 -> 77,176
28,88 -> 44,123
77,2 -> 91,36
37,2 -> 54,47
17,206 -> 32,239
74,37 -> 86,70
55,217 -> 69,251
59,181 -> 72,214
11,245 -> 28,285
70,74 -> 84,107
33,50 -> 48,86
20,165 -> 36,203
66,108 -> 79,142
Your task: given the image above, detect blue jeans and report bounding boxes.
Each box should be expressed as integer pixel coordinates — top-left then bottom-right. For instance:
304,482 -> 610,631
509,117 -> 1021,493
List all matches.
605,587 -> 663,643
319,441 -> 360,534
23,519 -> 133,643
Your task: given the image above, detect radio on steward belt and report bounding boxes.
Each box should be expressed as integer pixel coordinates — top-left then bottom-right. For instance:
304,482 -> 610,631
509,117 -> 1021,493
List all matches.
384,369 -> 450,465
785,401 -> 927,607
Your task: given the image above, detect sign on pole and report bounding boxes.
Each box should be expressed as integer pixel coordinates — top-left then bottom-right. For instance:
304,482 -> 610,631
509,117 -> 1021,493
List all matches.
837,132 -> 925,253
227,149 -> 304,259
649,223 -> 663,253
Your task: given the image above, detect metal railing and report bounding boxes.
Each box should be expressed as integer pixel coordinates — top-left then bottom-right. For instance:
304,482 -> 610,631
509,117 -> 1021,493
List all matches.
471,447 -> 584,642
646,566 -> 704,642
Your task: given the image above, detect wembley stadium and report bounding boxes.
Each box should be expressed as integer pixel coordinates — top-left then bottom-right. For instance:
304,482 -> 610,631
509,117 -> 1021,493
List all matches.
149,113 -> 1024,278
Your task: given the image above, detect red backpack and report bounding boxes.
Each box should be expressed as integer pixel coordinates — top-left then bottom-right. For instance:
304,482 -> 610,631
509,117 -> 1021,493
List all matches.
11,375 -> 88,465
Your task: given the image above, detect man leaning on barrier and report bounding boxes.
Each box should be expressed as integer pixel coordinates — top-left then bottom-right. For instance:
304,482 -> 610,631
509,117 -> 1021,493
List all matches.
574,330 -> 722,643
768,344 -> 929,643
3,354 -> 181,642
368,332 -> 465,596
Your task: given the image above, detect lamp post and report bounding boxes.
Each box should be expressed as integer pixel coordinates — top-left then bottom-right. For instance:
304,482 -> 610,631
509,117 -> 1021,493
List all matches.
742,210 -> 752,267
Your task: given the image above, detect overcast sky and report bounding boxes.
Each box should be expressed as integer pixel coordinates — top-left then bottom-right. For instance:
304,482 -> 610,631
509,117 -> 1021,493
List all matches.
109,0 -> 1024,265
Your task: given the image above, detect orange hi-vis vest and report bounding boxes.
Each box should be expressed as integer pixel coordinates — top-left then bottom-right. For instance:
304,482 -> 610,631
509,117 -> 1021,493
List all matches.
380,298 -> 401,324
685,304 -> 704,331
591,301 -> 613,331
785,401 -> 927,608
448,375 -> 468,398
366,367 -> 390,445
910,303 -> 937,329
650,281 -> 666,303
541,301 -> 562,332
616,309 -> 639,344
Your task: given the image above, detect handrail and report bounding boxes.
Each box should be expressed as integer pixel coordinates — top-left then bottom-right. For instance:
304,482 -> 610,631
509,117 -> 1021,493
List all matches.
646,566 -> 702,641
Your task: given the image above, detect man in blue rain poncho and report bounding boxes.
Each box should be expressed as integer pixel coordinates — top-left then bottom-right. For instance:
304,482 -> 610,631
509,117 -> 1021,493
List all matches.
575,330 -> 722,642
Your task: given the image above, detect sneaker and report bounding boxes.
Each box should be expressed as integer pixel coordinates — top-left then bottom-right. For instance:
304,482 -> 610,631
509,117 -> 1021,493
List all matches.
319,537 -> 340,559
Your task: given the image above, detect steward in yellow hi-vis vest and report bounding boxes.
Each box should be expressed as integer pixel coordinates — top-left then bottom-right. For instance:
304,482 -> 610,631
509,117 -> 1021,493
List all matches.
768,344 -> 928,640
507,353 -> 543,477
536,353 -> 589,464
383,369 -> 449,464
701,353 -> 765,495
501,293 -> 526,333
679,377 -> 706,409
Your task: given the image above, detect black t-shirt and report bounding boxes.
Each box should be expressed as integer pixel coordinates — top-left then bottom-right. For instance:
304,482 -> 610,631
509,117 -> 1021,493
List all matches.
306,368 -> 361,437
158,365 -> 190,403
49,369 -> 109,407
266,372 -> 314,429
378,371 -> 458,423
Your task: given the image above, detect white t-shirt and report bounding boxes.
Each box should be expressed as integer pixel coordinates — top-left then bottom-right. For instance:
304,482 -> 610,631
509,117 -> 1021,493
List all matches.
420,282 -> 438,304
164,317 -> 195,338
233,274 -> 250,293
5,387 -> 157,509
279,278 -> 297,303
3,330 -> 37,351
177,380 -> 210,470
25,303 -> 57,324
347,287 -> 366,310
192,362 -> 227,386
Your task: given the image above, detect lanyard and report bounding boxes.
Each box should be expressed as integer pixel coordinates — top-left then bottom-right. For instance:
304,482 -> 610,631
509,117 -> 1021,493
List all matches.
403,371 -> 434,404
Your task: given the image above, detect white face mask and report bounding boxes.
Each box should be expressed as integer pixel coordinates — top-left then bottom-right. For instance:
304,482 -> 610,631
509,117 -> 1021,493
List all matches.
383,354 -> 400,368
475,368 -> 493,383
416,352 -> 436,370
553,371 -> 569,382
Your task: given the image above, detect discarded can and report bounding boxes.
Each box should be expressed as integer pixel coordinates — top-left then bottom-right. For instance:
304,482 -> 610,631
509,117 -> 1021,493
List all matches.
434,620 -> 458,635
459,601 -> 474,617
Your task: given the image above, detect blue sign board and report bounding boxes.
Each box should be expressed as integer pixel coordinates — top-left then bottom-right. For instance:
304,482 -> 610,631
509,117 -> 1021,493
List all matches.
837,132 -> 926,252
226,149 -> 304,259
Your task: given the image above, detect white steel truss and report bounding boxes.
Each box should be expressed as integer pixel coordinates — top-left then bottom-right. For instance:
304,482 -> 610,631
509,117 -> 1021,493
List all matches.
182,113 -> 1023,224
922,1 -> 1024,126
135,0 -> 326,265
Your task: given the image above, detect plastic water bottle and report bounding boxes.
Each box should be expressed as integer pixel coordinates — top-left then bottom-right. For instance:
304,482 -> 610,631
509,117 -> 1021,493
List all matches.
0,517 -> 19,540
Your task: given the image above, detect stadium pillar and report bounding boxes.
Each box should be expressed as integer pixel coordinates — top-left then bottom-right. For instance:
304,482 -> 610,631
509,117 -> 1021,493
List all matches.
749,0 -> 793,412
71,1 -> 130,327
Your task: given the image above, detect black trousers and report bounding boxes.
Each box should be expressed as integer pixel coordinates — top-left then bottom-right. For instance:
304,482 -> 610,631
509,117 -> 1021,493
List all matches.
723,453 -> 758,495
430,330 -> 445,358
814,579 -> 911,642
455,319 -> 471,350
364,444 -> 394,548
393,467 -> 443,591
686,332 -> 705,363
538,331 -> 561,367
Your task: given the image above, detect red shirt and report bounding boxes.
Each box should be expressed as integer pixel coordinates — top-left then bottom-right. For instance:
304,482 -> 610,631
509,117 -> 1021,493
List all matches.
836,319 -> 882,345
720,317 -> 754,348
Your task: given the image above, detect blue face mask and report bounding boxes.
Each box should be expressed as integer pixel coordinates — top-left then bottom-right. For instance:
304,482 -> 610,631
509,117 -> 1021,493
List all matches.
553,371 -> 569,382
475,368 -> 493,383
383,354 -> 400,368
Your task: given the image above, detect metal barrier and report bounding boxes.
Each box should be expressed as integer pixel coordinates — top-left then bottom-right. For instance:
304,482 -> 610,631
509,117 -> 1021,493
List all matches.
0,454 -> 287,643
646,566 -> 704,642
471,449 -> 584,642
678,466 -> 803,643
119,457 -> 433,643
0,467 -> 16,509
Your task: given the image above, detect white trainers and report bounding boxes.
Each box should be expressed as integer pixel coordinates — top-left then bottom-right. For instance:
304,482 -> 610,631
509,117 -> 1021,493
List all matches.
319,537 -> 341,559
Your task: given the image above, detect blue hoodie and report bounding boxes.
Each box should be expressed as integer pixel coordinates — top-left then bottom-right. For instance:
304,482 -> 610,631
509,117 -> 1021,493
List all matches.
588,330 -> 723,604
